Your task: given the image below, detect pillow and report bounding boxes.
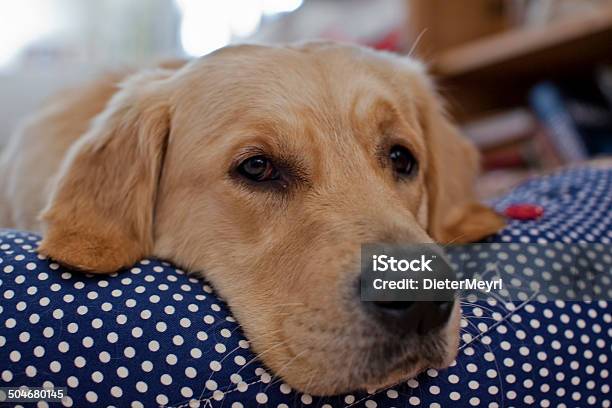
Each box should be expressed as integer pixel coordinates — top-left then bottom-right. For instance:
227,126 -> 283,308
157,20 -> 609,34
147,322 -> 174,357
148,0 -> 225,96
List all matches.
1,166 -> 610,407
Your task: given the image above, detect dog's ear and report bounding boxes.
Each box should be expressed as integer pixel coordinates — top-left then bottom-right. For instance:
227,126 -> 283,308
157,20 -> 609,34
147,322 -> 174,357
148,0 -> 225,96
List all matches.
38,69 -> 173,273
419,84 -> 505,244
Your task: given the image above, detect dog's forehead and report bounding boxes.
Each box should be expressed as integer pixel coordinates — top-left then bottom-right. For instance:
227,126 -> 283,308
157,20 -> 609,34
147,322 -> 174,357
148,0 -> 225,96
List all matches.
172,44 -> 426,156
184,44 -> 420,111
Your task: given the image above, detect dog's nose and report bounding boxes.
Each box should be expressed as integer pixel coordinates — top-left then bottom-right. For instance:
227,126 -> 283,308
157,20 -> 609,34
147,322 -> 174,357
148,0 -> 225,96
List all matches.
366,300 -> 454,335
359,243 -> 456,335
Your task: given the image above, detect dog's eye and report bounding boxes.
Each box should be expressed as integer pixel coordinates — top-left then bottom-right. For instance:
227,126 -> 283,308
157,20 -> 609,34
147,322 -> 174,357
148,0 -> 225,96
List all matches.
389,145 -> 417,177
237,155 -> 280,182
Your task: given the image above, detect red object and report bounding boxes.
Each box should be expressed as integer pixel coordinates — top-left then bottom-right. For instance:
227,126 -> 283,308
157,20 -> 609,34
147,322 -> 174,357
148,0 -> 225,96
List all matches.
368,29 -> 402,51
504,204 -> 544,220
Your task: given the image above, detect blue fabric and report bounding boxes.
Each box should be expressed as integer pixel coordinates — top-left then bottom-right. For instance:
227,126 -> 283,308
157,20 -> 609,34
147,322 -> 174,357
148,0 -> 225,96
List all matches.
1,166 -> 611,407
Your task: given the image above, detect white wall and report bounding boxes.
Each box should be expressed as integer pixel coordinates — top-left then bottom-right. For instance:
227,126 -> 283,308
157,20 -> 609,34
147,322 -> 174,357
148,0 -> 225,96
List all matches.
0,0 -> 182,147
0,65 -> 102,146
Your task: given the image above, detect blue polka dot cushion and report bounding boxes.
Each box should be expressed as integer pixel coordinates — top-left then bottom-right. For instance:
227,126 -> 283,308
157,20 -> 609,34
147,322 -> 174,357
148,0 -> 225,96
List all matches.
1,166 -> 611,407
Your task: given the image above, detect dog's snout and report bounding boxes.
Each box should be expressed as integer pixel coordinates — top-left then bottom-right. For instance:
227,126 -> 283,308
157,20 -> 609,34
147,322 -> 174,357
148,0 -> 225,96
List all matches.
366,300 -> 455,336
358,242 -> 456,336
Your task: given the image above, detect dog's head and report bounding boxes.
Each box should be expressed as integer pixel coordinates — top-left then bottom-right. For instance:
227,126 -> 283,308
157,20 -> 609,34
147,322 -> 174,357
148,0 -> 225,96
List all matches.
39,42 -> 504,395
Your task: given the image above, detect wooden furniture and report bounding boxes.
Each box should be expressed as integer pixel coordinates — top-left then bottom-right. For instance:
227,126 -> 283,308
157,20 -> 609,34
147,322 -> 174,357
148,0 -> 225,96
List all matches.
406,0 -> 612,122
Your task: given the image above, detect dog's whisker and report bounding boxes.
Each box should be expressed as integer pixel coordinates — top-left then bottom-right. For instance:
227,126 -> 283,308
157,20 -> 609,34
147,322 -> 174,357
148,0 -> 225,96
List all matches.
235,340 -> 289,376
459,291 -> 538,350
263,348 -> 311,393
459,300 -> 501,315
462,314 -> 498,321
460,300 -> 520,336
408,28 -> 428,58
459,300 -> 495,313
195,328 -> 286,402
463,315 -> 487,337
460,304 -> 500,318
267,302 -> 305,308
465,290 -> 512,311
302,369 -> 319,401
441,233 -> 468,248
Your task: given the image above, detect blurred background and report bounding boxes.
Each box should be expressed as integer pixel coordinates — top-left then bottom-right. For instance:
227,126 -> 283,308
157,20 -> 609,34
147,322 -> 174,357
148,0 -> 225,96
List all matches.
1,0 -> 611,196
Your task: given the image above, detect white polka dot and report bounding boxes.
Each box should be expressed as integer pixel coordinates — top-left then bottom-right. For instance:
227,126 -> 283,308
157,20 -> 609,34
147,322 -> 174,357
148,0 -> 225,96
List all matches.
49,361 -> 61,373
85,391 -> 98,403
67,376 -> 78,388
255,392 -> 268,404
166,354 -> 178,365
99,351 -> 111,363
9,350 -> 21,362
90,318 -> 103,329
141,360 -> 154,372
185,366 -> 197,378
74,356 -> 86,368
136,381 -> 148,393
1,370 -> 13,381
82,336 -> 94,348
117,366 -> 129,378
25,365 -> 37,377
181,387 -> 193,398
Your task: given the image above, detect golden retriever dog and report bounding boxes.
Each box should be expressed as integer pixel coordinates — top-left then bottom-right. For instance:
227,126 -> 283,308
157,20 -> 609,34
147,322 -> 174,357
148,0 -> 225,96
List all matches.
0,42 -> 504,395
